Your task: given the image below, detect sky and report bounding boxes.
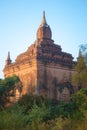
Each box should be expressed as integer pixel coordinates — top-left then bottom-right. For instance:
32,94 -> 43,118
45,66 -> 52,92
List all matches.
0,0 -> 87,78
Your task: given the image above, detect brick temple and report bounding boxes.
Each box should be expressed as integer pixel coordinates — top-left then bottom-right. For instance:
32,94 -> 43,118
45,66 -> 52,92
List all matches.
3,12 -> 75,101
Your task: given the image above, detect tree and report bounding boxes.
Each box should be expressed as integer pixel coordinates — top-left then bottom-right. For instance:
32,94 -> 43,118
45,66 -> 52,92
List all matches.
0,75 -> 22,108
72,49 -> 87,89
80,44 -> 87,65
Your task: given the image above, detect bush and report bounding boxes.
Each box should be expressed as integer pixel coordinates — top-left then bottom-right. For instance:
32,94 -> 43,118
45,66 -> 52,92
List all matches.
0,88 -> 87,130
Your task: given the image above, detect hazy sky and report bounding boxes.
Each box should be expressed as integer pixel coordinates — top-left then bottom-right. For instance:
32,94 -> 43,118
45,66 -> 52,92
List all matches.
0,0 -> 87,78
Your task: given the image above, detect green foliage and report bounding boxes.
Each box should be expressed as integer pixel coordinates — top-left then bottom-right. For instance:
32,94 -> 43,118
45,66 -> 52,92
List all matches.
72,88 -> 87,110
0,88 -> 87,130
28,103 -> 50,122
17,94 -> 52,114
0,75 -> 22,108
72,53 -> 87,87
0,110 -> 26,130
80,44 -> 87,65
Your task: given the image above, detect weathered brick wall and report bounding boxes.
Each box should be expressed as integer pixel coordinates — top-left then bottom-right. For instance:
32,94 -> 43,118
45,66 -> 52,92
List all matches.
37,61 -> 73,101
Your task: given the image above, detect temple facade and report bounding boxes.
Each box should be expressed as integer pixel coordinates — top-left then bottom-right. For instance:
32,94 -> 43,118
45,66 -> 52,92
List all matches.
3,12 -> 76,101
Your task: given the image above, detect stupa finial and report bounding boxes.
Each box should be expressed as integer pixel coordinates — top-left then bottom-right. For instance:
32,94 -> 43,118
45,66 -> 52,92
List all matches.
41,11 -> 47,26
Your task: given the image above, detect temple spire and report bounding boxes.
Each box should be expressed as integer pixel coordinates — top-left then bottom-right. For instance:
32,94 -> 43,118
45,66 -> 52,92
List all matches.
41,11 -> 47,26
37,11 -> 52,40
5,51 -> 12,65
